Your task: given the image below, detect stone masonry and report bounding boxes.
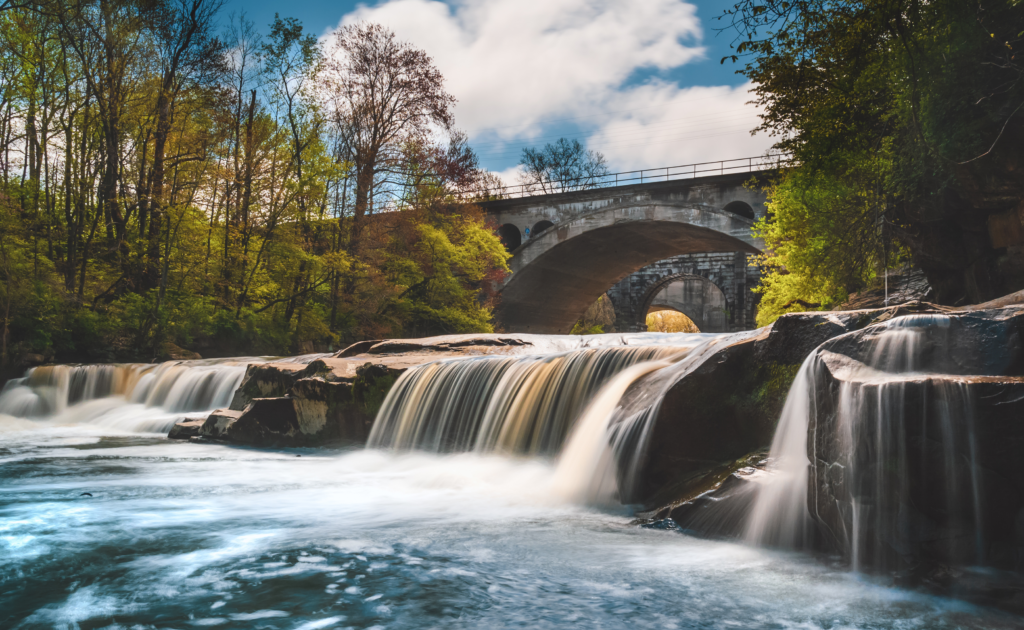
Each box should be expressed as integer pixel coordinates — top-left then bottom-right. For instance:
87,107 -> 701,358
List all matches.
606,252 -> 762,332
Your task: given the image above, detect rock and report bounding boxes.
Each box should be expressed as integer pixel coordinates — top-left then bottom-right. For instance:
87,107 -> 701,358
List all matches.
19,353 -> 46,367
168,417 -> 205,440
806,307 -> 1024,574
201,399 -> 299,445
228,362 -> 306,411
196,362 -> 402,447
636,450 -> 770,540
334,340 -> 382,358
837,267 -> 934,310
198,408 -> 243,439
158,342 -> 202,361
365,334 -> 532,355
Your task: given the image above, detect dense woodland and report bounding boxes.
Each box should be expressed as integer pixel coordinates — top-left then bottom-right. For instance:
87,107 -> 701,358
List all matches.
0,1 -> 511,370
731,0 -> 1024,323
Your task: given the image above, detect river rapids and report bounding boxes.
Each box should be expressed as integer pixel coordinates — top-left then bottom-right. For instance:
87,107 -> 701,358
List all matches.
0,333 -> 1020,628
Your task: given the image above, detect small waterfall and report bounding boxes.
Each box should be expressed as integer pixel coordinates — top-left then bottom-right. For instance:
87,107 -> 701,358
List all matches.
744,313 -> 989,570
742,355 -> 816,549
545,331 -> 760,504
0,360 -> 252,432
369,345 -> 688,456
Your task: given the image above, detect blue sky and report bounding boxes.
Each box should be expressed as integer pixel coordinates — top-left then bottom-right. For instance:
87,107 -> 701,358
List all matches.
222,0 -> 772,179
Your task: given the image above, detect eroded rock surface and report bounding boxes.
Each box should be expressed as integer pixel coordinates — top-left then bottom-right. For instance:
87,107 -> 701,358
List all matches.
623,303 -> 953,507
179,334 -> 549,448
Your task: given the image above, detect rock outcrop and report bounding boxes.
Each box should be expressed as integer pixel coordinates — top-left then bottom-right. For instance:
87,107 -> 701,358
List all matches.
620,302 -> 954,507
176,334 -> 554,448
807,307 -> 1024,572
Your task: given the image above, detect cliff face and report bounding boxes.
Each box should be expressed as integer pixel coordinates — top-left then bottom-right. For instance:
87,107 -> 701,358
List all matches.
907,143 -> 1024,305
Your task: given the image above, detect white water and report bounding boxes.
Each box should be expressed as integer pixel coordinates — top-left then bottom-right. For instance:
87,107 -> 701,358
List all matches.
0,325 -> 1020,625
369,338 -> 708,456
0,355 -> 324,433
742,313 -> 988,569
1,427 -> 1017,628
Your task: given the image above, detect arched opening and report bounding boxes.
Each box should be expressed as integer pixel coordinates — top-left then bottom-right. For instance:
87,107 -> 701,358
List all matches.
646,308 -> 699,332
723,200 -> 755,220
531,220 -> 555,236
639,274 -> 729,332
494,220 -> 758,333
497,223 -> 521,251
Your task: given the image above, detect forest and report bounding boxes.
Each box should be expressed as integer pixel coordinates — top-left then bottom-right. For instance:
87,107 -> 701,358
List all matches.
0,1 -> 513,371
732,0 -> 1024,324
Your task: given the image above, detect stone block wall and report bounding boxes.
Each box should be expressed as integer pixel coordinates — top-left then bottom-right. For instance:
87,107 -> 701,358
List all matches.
606,252 -> 762,332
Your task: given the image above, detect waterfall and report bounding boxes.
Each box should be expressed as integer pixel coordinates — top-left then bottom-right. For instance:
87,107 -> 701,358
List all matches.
742,354 -> 816,549
0,360 -> 256,433
369,331 -> 762,506
368,344 -> 689,456
744,313 -> 988,570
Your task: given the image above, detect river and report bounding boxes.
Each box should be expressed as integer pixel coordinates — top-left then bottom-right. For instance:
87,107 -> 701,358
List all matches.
2,422 -> 1019,628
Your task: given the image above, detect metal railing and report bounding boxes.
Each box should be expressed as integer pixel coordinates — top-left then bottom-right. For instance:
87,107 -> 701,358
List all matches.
467,155 -> 790,201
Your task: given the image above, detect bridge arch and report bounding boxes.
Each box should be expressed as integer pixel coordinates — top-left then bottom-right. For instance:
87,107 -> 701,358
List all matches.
494,202 -> 760,333
496,223 -> 521,251
637,273 -> 728,332
531,220 -> 555,236
723,200 -> 755,220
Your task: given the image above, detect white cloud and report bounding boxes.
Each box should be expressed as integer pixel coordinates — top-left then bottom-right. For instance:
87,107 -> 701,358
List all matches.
335,0 -> 702,133
587,81 -> 773,171
330,0 -> 770,172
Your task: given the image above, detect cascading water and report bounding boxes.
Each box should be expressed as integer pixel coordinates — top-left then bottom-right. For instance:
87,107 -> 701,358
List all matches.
0,359 -> 267,433
368,330 -> 762,506
743,313 -> 993,572
368,343 -> 692,456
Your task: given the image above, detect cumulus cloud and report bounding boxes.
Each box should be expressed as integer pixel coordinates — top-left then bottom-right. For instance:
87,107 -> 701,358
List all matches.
330,0 -> 770,173
587,81 -> 774,171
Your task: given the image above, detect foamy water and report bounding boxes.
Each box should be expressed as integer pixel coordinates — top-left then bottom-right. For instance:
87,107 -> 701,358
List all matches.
0,424 -> 1018,629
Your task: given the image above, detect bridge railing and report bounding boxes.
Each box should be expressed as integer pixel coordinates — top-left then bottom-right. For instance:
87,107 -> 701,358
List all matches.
464,155 -> 791,201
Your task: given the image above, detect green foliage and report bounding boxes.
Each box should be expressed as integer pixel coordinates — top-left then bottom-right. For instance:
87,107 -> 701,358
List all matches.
726,0 -> 1024,316
753,161 -> 908,325
0,9 -> 510,370
570,322 -> 604,335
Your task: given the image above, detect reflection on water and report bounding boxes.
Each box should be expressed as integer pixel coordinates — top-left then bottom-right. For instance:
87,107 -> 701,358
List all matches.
1,426 -> 1019,629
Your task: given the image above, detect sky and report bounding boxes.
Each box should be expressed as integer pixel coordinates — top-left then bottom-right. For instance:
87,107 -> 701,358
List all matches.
222,0 -> 774,180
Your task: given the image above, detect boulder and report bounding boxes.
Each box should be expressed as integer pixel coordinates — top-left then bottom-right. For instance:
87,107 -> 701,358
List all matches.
201,399 -> 300,446
158,342 -> 202,361
167,417 -> 205,440
621,305 -> 952,507
197,363 -> 402,448
806,307 -> 1024,575
228,362 -> 305,411
197,408 -> 243,439
636,450 -> 769,540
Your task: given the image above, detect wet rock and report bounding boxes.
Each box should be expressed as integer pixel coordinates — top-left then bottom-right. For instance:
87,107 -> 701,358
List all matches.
807,307 -> 1024,574
203,398 -> 300,446
167,418 -> 205,440
624,304 -> 956,508
198,408 -> 243,439
228,363 -> 305,411
636,451 -> 770,540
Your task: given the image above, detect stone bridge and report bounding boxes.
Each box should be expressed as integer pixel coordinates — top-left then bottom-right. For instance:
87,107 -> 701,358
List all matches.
480,171 -> 770,333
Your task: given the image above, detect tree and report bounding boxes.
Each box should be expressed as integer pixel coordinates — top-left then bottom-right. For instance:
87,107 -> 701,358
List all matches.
518,138 -> 609,194
723,0 -> 1024,314
323,23 -> 455,254
141,0 -> 224,293
0,7 -> 510,370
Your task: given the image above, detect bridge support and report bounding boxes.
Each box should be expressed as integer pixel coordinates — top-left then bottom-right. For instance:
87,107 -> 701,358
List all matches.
606,252 -> 762,333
